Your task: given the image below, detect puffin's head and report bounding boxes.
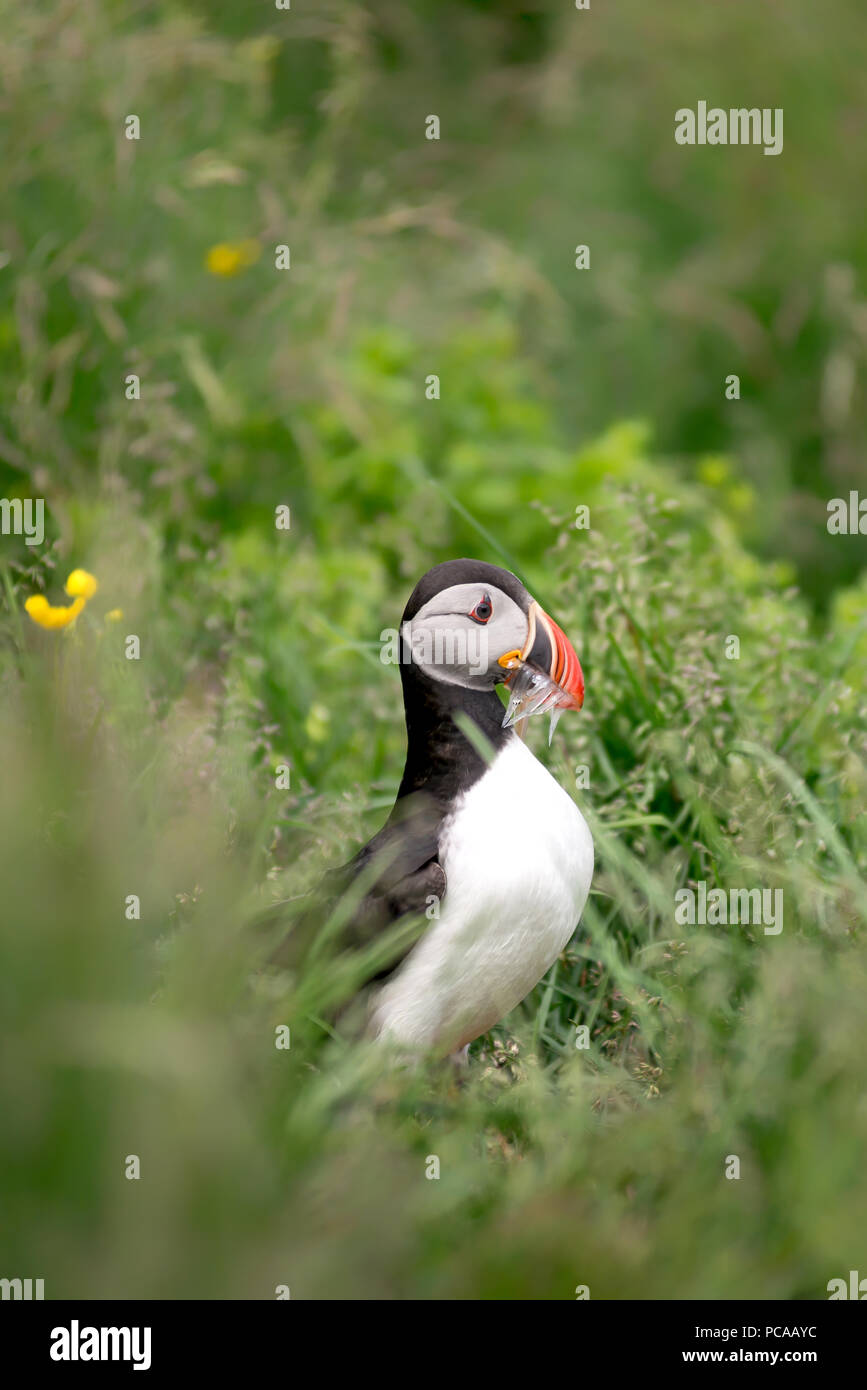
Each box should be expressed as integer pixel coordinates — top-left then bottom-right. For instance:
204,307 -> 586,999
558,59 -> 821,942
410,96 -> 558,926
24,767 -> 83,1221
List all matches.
399,558 -> 584,710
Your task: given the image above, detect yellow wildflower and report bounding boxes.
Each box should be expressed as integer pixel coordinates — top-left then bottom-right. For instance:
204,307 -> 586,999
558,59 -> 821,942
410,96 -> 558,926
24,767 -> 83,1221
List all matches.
65,568 -> 99,600
25,566 -> 101,630
106,608 -> 124,622
25,594 -> 86,630
205,239 -> 261,277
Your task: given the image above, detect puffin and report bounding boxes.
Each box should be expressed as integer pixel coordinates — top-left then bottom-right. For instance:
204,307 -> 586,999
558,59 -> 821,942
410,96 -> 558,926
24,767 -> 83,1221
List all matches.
297,559 -> 593,1060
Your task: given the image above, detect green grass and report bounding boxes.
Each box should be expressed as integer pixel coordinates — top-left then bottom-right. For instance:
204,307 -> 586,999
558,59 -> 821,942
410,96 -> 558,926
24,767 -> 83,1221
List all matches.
1,480 -> 865,1298
0,0 -> 866,1300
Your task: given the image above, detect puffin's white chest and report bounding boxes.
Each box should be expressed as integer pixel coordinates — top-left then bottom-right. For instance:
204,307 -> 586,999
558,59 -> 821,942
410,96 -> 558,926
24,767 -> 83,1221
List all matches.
369,736 -> 594,1056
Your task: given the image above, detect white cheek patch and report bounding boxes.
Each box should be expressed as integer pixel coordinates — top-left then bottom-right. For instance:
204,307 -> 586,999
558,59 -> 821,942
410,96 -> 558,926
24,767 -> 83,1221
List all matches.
402,585 -> 528,688
402,620 -> 490,681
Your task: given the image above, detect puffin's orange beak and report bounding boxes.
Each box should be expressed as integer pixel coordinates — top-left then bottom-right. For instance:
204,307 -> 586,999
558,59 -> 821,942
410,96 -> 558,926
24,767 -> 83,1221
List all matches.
528,604 -> 585,710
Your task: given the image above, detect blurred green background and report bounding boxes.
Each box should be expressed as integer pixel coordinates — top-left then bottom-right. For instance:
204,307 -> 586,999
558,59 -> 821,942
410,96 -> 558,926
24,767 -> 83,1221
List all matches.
0,0 -> 865,1299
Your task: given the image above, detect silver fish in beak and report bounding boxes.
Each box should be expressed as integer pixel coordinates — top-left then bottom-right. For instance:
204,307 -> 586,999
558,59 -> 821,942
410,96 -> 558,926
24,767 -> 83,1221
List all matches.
498,602 -> 585,745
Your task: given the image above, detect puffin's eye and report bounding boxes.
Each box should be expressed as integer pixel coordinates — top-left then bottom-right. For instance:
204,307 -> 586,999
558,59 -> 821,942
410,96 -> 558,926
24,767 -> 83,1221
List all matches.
468,592 -> 493,624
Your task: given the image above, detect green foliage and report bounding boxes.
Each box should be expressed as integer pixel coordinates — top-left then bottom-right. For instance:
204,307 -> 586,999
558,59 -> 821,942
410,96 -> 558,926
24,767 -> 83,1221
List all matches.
0,0 -> 865,1300
2,460 -> 865,1297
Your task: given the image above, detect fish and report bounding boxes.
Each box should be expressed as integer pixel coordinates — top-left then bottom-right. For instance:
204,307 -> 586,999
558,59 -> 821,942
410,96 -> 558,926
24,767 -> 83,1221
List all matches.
501,659 -> 572,746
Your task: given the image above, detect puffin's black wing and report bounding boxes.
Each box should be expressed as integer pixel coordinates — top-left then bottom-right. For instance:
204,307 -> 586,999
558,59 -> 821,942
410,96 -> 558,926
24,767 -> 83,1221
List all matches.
268,789 -> 446,979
